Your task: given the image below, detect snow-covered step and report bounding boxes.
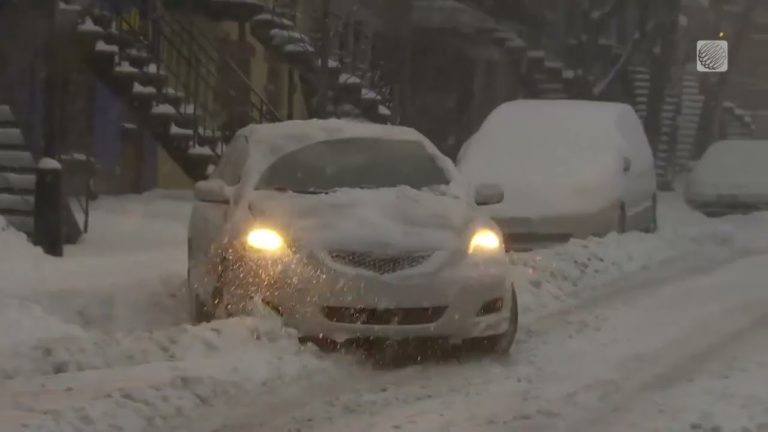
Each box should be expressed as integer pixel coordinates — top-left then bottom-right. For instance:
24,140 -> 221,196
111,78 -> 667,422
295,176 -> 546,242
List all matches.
125,48 -> 152,61
0,150 -> 36,169
77,17 -> 105,35
0,128 -> 24,147
114,60 -> 141,76
338,73 -> 362,86
150,103 -> 177,116
361,89 -> 381,101
170,123 -> 194,138
94,40 -> 119,55
132,82 -> 158,96
0,173 -> 36,191
0,106 -> 14,124
0,193 -> 34,212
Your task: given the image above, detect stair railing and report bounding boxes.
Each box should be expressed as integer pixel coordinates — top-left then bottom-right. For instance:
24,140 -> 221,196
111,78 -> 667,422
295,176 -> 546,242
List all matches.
103,0 -> 279,156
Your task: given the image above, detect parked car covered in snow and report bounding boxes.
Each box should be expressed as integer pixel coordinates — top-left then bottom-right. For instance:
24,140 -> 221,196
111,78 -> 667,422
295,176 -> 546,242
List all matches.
685,140 -> 768,217
187,119 -> 517,353
457,99 -> 658,252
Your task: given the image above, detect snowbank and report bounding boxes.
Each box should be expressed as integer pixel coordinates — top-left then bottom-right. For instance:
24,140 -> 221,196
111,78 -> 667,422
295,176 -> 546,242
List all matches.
0,193 -> 343,432
457,100 -> 644,218
1,189 -> 767,432
509,193 -> 766,318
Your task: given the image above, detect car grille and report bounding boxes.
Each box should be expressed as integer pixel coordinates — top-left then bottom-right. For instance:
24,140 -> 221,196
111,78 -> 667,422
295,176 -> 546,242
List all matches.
322,306 -> 448,325
327,251 -> 433,275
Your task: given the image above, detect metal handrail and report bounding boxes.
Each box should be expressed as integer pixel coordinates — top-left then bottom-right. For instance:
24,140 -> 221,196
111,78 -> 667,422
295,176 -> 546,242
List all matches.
106,2 -> 281,156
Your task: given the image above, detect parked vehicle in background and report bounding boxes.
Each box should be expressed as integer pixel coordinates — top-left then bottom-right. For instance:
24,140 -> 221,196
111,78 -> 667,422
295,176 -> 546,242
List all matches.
685,140 -> 768,217
457,99 -> 657,252
187,119 -> 518,354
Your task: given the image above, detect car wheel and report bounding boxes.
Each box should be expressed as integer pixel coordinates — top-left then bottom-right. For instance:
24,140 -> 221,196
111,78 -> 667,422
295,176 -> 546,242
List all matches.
465,286 -> 519,355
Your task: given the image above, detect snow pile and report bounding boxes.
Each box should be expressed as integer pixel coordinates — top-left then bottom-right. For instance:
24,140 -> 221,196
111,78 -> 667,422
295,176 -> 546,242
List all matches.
509,193 -> 766,318
0,193 -> 340,432
457,100 -> 639,218
687,139 -> 768,198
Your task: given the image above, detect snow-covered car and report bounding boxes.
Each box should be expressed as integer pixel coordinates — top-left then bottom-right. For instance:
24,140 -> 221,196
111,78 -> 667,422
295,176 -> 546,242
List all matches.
457,99 -> 658,251
187,119 -> 517,353
685,139 -> 768,217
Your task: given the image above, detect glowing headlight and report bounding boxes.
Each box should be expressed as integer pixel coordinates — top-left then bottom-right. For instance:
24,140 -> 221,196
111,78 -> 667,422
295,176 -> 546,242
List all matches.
468,229 -> 501,254
246,228 -> 285,252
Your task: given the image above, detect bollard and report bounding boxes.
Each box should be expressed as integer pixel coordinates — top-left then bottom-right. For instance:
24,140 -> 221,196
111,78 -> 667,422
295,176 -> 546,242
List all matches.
34,157 -> 64,257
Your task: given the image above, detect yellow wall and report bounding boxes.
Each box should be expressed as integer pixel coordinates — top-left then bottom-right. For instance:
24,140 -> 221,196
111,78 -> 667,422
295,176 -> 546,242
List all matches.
157,146 -> 195,190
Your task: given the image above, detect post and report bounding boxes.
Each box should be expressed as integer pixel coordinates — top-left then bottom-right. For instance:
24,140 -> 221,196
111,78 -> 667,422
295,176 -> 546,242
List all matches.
35,0 -> 64,256
315,0 -> 331,119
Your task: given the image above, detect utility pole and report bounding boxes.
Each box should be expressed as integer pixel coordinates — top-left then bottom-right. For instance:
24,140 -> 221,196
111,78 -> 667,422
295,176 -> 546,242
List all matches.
35,0 -> 64,257
315,0 -> 331,119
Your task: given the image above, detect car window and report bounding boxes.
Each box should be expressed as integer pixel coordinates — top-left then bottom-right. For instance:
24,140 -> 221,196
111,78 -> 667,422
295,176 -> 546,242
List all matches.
257,137 -> 450,192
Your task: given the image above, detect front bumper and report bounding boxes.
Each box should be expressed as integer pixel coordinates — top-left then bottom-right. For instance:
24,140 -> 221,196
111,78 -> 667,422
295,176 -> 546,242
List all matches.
222,249 -> 513,342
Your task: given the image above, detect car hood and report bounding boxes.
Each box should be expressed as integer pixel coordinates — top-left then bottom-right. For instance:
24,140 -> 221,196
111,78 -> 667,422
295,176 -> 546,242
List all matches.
240,187 -> 474,252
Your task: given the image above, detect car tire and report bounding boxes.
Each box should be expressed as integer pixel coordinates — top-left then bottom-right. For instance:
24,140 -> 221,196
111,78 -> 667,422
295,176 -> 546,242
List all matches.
465,286 -> 519,355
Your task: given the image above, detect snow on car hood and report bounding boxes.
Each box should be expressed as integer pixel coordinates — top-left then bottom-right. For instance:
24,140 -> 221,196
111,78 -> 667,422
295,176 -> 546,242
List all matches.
236,186 -> 474,252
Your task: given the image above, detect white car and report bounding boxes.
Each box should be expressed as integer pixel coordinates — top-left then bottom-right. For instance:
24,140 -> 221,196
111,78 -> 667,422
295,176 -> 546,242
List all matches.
187,119 -> 517,353
685,139 -> 768,217
457,99 -> 658,251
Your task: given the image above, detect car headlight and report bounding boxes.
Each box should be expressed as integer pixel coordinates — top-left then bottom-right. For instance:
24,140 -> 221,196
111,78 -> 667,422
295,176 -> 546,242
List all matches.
246,228 -> 285,252
468,228 -> 501,254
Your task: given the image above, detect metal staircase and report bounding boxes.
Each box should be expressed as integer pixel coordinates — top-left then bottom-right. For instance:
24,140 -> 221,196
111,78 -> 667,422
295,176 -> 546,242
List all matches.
0,104 -> 87,243
627,66 -> 682,189
248,4 -> 395,124
70,0 -> 281,180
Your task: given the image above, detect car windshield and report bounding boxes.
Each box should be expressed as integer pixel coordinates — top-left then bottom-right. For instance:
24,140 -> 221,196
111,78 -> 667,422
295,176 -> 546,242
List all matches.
256,137 -> 450,192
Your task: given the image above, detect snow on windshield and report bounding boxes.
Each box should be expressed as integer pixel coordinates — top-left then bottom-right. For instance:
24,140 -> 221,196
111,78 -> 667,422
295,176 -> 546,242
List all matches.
257,137 -> 450,192
457,100 -> 631,218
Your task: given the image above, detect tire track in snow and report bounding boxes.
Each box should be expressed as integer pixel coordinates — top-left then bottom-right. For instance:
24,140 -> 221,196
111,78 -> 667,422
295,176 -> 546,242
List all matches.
165,247 -> 746,432
572,309 -> 768,432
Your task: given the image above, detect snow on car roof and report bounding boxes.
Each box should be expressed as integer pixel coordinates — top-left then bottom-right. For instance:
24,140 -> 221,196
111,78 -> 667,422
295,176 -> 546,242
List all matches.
232,118 -> 461,190
457,99 -> 636,217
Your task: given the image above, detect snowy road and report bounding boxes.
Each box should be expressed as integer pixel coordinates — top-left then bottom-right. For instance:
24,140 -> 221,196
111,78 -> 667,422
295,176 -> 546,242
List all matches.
2,192 -> 768,432
173,251 -> 767,432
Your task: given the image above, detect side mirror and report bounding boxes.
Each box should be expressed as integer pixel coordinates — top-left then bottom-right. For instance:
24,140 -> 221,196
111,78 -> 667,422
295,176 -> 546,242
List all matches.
623,156 -> 632,173
474,183 -> 504,206
194,179 -> 230,203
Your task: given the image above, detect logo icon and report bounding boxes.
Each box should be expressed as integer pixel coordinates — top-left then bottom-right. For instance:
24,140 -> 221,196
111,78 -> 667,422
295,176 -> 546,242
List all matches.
697,40 -> 728,72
